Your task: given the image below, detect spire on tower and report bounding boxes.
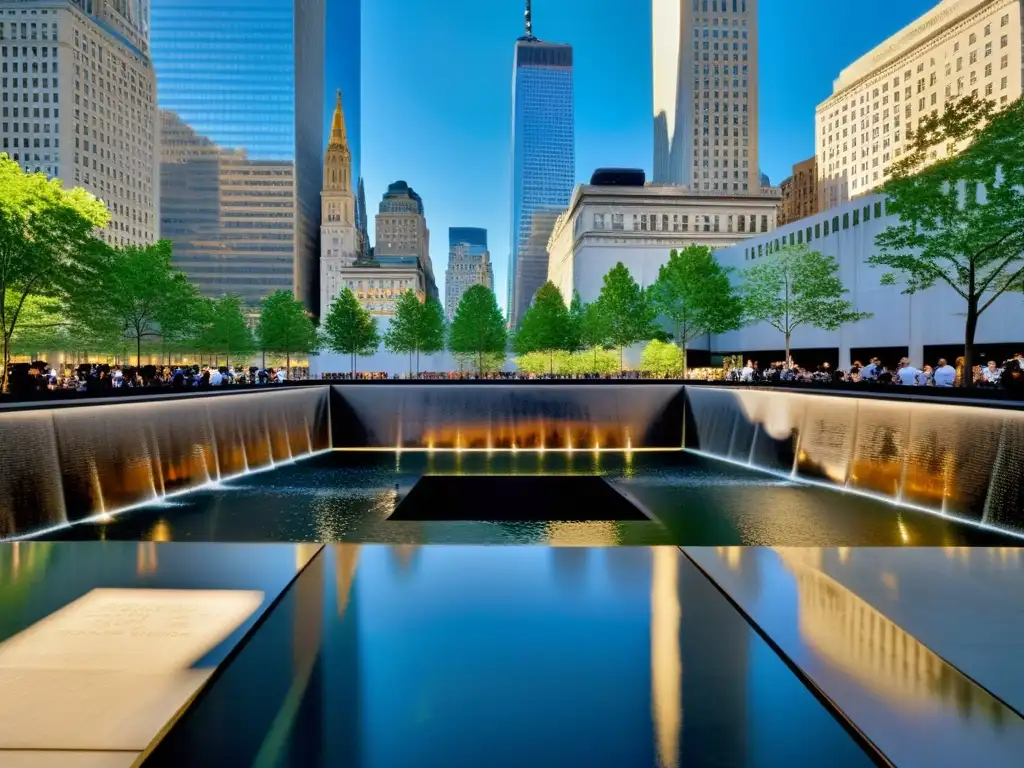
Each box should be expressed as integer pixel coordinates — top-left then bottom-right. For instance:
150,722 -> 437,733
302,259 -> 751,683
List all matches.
525,0 -> 532,37
329,88 -> 348,149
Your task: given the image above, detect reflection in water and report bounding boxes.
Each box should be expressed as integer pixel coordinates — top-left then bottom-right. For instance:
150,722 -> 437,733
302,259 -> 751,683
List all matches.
774,547 -> 1005,723
547,522 -> 619,546
137,542 -> 158,575
651,547 -> 681,768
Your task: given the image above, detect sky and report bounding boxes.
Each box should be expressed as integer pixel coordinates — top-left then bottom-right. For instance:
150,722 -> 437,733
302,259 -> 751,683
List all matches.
360,0 -> 939,313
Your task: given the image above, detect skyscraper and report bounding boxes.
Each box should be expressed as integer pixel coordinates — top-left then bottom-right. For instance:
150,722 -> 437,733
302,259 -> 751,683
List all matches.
151,0 -> 361,314
446,228 -> 493,320
652,0 -> 759,192
0,0 -> 157,248
319,90 -> 361,315
508,0 -> 575,329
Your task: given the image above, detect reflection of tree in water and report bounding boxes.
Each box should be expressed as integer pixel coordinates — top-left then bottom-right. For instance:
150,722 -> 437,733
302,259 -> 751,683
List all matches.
776,548 -> 1006,727
0,542 -> 56,636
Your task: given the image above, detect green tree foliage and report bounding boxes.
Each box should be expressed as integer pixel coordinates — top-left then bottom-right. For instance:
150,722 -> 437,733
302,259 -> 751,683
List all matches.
740,244 -> 869,365
321,287 -> 380,375
872,95 -> 1024,385
579,299 -> 612,371
198,294 -> 255,367
640,339 -> 683,378
77,240 -> 205,367
448,284 -> 507,374
256,290 -> 319,374
594,263 -> 657,370
513,281 -> 572,373
383,291 -> 446,374
0,155 -> 109,389
515,348 -> 619,376
566,290 -> 586,354
651,245 -> 743,378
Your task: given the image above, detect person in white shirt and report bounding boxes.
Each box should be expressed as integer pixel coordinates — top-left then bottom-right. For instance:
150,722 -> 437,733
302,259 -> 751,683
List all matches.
276,368 -> 287,383
982,361 -> 1002,384
739,360 -> 754,381
209,368 -> 223,386
933,359 -> 957,387
895,358 -> 922,385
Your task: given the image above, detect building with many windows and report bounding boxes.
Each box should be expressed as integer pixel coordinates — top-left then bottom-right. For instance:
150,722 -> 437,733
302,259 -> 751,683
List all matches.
777,156 -> 818,225
546,173 -> 780,306
445,227 -> 493,320
374,180 -> 436,302
151,0 -> 359,314
160,112 -> 295,306
508,1 -> 574,328
652,0 -> 759,192
816,0 -> 1023,210
0,0 -> 157,247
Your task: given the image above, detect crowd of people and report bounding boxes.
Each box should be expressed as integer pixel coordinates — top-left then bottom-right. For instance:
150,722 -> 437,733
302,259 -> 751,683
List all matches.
6,362 -> 293,395
725,353 -> 1024,392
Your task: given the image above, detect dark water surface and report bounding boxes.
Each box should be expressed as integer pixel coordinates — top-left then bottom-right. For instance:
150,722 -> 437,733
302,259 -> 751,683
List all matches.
43,451 -> 1014,546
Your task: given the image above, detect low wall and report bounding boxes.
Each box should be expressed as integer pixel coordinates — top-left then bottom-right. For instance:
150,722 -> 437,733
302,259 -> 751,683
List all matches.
330,383 -> 686,449
0,388 -> 331,539
684,386 -> 1024,531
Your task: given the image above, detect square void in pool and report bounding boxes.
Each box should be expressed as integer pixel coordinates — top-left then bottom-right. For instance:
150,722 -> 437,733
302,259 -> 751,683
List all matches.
388,475 -> 649,522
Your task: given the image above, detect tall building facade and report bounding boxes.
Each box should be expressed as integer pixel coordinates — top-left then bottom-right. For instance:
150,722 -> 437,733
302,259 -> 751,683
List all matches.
778,156 -> 818,225
652,0 -> 760,193
375,181 -> 437,301
816,0 -> 1023,210
0,0 -> 157,247
445,227 -> 493,320
151,0 -> 360,313
508,1 -> 574,329
319,90 -> 360,315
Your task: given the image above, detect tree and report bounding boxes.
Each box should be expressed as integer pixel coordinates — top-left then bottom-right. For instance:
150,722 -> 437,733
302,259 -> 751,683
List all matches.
448,284 -> 507,374
321,287 -> 380,375
513,281 -> 572,373
594,263 -> 657,370
256,290 -> 319,375
740,244 -> 869,365
651,245 -> 743,378
640,339 -> 683,378
578,299 -> 612,371
383,291 -> 446,375
871,96 -> 1024,386
76,240 -> 205,367
566,290 -> 586,354
0,156 -> 109,390
199,295 -> 255,368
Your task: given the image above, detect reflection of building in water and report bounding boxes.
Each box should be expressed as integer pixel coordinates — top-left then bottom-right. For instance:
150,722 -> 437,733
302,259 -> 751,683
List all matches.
550,547 -> 590,586
327,544 -> 363,763
650,547 -> 680,768
546,522 -> 620,547
390,545 -> 420,573
137,542 -> 158,576
775,547 -> 1003,720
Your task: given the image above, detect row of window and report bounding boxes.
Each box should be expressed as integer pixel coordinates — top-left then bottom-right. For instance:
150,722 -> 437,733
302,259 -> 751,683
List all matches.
590,211 -> 771,234
744,201 -> 886,260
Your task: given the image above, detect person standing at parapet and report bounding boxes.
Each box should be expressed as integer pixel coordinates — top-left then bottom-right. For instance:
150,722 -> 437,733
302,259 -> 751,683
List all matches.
933,359 -> 957,387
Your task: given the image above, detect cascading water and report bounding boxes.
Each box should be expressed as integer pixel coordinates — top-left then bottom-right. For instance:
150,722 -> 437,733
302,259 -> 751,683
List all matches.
0,388 -> 331,539
684,386 -> 1024,533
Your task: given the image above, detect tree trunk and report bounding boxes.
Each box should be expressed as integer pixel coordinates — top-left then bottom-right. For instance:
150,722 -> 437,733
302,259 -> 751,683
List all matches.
963,298 -> 979,388
416,348 -> 421,376
286,352 -> 291,380
549,351 -> 554,375
681,346 -> 688,380
785,331 -> 792,368
1,334 -> 10,393
136,335 -> 142,369
619,346 -> 624,373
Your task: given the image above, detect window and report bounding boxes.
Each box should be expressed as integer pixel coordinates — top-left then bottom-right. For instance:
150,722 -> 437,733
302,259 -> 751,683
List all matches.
594,213 -> 605,229
1002,14 -> 1010,27
985,42 -> 992,57
1002,76 -> 1008,90
863,205 -> 871,222
842,213 -> 849,229
853,208 -> 860,226
969,33 -> 976,45
832,215 -> 839,232
1001,34 -> 1008,48
874,201 -> 883,218
612,213 -> 624,230
815,223 -> 821,238
823,220 -> 830,236
970,50 -> 977,64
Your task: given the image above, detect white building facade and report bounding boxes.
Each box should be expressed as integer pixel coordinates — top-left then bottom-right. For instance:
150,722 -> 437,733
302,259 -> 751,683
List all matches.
817,0 -> 1023,210
0,0 -> 157,247
547,183 -> 780,304
710,192 -> 1024,367
652,0 -> 759,192
445,243 -> 493,321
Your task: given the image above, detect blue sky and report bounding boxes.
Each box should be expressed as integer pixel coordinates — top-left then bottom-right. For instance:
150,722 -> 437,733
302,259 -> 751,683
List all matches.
360,0 -> 938,312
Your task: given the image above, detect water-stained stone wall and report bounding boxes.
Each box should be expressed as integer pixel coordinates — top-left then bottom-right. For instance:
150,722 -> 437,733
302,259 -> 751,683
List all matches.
0,389 -> 330,539
684,387 -> 1024,531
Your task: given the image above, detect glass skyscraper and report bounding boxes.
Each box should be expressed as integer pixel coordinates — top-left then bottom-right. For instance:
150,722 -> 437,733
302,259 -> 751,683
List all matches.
508,5 -> 575,328
151,0 -> 360,313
